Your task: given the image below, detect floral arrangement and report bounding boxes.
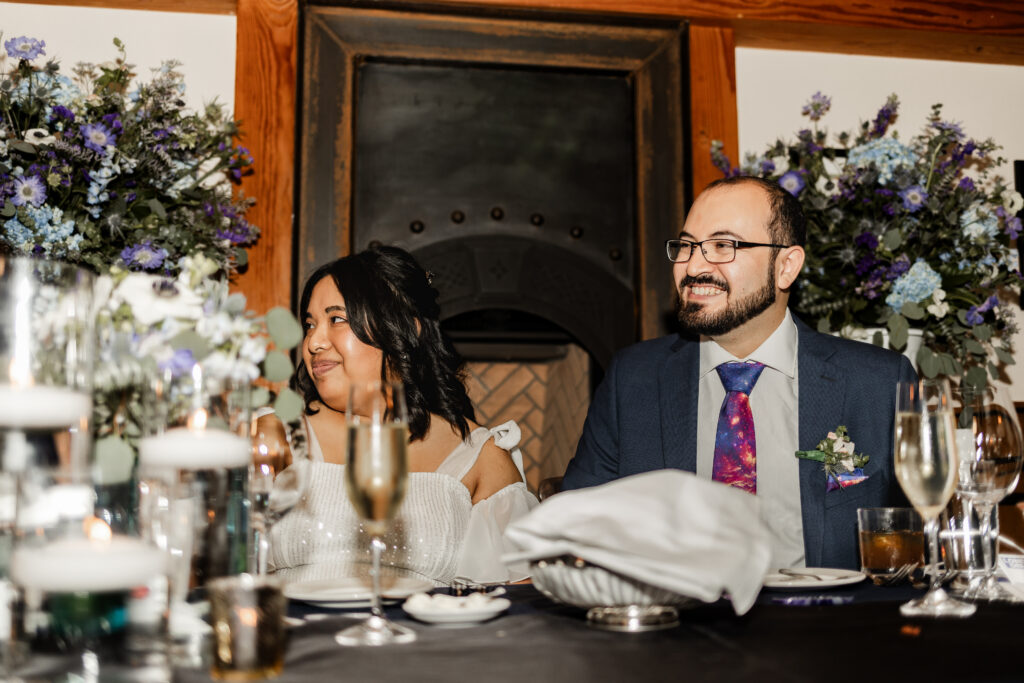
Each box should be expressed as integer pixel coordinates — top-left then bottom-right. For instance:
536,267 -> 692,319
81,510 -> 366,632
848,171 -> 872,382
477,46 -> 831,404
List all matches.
0,36 -> 302,474
712,92 -> 1022,390
795,426 -> 870,492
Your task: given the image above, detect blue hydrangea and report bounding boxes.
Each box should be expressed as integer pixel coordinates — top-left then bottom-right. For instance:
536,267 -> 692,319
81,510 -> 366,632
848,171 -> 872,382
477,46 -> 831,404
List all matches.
886,260 -> 942,312
847,138 -> 918,185
3,205 -> 79,257
961,202 -> 998,240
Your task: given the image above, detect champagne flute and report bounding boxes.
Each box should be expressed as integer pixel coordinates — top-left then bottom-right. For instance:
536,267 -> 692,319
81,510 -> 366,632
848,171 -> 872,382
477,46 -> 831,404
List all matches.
953,385 -> 1024,600
251,412 -> 309,575
334,380 -> 415,646
894,378 -> 976,617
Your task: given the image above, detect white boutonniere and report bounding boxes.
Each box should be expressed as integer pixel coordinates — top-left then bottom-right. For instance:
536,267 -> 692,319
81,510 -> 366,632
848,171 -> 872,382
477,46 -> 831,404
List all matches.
795,426 -> 870,492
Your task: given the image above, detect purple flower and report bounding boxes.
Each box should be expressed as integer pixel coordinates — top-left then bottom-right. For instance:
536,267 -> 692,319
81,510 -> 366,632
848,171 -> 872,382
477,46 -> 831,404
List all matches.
778,171 -> 805,196
855,255 -> 878,277
11,175 -> 47,207
120,241 -> 169,271
966,306 -> 984,326
1005,215 -> 1022,240
887,255 -> 911,280
899,185 -> 928,212
80,122 -> 116,153
801,92 -> 832,122
759,159 -> 776,175
958,177 -> 976,191
49,105 -> 75,125
159,348 -> 197,378
854,232 -> 879,250
4,36 -> 45,61
932,120 -> 965,141
869,95 -> 899,138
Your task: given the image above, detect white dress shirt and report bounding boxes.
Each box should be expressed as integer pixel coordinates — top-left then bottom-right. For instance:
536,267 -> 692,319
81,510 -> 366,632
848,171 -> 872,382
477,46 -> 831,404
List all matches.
696,309 -> 805,568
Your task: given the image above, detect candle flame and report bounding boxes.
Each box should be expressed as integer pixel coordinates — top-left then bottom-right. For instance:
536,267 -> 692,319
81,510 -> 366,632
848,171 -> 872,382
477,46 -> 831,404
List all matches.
83,516 -> 112,542
188,408 -> 208,431
8,358 -> 32,389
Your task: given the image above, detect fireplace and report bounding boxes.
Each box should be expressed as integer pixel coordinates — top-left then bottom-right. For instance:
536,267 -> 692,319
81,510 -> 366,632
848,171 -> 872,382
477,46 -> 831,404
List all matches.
297,3 -> 688,489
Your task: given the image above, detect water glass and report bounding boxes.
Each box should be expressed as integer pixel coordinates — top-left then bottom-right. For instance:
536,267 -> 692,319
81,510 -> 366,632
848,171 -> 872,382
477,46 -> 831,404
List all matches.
208,573 -> 286,681
857,507 -> 924,585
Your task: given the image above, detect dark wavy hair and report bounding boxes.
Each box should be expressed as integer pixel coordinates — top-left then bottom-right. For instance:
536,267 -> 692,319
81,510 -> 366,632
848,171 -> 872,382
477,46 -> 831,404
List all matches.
292,246 -> 475,442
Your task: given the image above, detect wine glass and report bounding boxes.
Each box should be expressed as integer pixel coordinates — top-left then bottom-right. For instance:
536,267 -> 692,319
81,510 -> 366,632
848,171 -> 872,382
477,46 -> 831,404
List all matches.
251,412 -> 310,575
953,385 -> 1024,600
334,380 -> 415,646
893,378 -> 976,617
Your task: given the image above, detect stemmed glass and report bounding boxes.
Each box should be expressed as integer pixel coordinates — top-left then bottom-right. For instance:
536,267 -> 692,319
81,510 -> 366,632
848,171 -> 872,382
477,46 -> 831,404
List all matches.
334,380 -> 415,646
251,412 -> 310,575
894,378 -> 976,617
953,385 -> 1024,600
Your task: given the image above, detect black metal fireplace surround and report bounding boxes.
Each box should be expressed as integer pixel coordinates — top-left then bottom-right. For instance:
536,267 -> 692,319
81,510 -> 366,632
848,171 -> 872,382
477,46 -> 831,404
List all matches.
295,1 -> 688,370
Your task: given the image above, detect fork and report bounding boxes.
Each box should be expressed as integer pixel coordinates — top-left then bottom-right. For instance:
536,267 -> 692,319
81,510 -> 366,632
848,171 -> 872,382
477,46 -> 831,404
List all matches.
778,568 -> 830,581
873,563 -> 917,586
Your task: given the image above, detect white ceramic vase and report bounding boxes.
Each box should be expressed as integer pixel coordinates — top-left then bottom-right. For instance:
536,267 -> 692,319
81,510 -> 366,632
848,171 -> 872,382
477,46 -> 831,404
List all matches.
843,326 -> 924,371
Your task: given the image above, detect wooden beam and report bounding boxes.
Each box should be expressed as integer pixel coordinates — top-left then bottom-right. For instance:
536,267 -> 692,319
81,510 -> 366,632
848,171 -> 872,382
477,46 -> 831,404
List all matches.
232,0 -> 297,314
688,24 -> 737,200
8,0 -> 236,14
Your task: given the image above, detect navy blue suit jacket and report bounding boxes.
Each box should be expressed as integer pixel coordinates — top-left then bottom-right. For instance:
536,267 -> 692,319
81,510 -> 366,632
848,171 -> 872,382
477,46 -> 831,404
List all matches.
562,316 -> 917,569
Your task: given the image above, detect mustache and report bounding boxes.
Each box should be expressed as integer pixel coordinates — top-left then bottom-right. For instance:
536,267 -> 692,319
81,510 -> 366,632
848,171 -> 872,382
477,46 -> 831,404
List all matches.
679,274 -> 729,292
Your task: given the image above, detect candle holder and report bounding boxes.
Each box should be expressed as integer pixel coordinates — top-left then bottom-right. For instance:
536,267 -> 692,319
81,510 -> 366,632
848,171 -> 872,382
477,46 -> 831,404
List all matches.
0,256 -> 96,674
137,360 -> 251,646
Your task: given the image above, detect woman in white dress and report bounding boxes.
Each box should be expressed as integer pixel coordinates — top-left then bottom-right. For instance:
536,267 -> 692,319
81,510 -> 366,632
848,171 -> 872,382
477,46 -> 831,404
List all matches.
268,246 -> 538,585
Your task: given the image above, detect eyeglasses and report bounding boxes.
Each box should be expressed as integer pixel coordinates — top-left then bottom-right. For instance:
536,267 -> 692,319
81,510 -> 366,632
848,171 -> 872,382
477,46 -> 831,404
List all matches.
665,238 -> 790,264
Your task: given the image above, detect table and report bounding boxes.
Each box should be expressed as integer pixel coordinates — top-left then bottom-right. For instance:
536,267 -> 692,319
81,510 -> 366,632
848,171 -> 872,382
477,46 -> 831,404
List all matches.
176,581 -> 1022,682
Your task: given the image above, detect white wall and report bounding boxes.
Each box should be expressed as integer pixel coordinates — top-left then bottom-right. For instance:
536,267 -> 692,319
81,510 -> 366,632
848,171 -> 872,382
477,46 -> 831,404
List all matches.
736,47 -> 1024,399
1,2 -> 236,112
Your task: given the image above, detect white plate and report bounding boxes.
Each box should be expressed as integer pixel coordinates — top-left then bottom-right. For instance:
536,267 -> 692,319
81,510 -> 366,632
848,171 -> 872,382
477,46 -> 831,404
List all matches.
762,568 -> 865,589
284,576 -> 434,608
403,597 -> 511,625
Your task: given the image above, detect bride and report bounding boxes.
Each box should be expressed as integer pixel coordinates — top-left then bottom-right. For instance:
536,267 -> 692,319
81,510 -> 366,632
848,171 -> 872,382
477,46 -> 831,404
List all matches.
268,246 -> 537,585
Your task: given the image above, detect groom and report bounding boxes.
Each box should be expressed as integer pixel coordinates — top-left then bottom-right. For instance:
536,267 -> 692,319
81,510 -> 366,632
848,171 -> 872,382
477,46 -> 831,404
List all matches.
561,176 -> 916,570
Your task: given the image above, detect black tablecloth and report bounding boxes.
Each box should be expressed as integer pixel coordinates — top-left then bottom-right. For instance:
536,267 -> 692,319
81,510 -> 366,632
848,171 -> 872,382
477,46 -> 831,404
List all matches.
174,582 -> 1023,683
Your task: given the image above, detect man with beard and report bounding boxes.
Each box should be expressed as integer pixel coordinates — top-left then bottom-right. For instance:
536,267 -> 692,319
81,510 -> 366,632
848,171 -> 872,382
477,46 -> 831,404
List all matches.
561,176 -> 916,569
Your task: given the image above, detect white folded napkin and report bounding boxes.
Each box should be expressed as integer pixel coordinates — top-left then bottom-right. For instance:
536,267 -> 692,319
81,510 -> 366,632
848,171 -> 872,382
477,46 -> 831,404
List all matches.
502,470 -> 772,615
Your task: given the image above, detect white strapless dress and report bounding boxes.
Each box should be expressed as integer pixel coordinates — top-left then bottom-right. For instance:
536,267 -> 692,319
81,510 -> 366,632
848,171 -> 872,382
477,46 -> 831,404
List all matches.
269,418 -> 538,585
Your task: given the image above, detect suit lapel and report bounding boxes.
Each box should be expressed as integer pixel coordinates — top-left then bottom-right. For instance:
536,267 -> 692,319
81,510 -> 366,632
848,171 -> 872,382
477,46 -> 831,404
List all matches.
661,339 -> 699,472
796,322 -> 845,567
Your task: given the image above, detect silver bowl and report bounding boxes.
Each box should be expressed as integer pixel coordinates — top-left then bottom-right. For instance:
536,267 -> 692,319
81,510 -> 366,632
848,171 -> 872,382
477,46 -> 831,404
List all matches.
530,556 -> 699,609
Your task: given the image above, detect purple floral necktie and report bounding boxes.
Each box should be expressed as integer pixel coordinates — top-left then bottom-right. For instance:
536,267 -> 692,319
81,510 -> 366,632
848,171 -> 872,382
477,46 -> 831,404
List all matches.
713,362 -> 765,494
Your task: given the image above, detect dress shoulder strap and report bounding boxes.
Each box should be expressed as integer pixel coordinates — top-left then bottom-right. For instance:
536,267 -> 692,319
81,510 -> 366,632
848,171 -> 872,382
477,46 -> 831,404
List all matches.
434,420 -> 523,481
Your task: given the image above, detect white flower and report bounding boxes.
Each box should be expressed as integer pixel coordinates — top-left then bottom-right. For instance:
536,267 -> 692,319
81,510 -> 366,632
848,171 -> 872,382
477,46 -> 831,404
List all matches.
927,288 -> 950,319
110,273 -> 204,326
197,157 -> 228,190
839,455 -> 855,473
24,128 -> 55,146
771,155 -> 789,174
1005,190 -> 1024,215
834,437 -> 856,455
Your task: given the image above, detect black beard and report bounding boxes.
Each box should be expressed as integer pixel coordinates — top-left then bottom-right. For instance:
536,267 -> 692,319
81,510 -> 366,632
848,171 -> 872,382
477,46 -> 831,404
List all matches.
675,269 -> 776,337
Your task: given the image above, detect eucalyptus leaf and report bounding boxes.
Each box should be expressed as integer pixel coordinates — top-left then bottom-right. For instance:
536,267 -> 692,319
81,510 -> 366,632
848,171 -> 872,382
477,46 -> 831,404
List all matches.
817,318 -> 831,334
249,386 -> 271,409
148,198 -> 166,219
918,347 -> 940,378
235,247 -> 249,268
263,350 -> 294,382
974,324 -> 992,341
965,366 -> 989,390
266,307 -> 303,350
989,361 -> 1001,380
93,436 -> 136,484
9,141 -> 38,156
887,314 -> 909,349
882,229 -> 903,251
900,302 -> 925,321
965,339 -> 986,355
207,416 -> 230,432
0,203 -> 14,218
274,388 -> 304,423
996,347 -> 1015,365
169,330 -> 212,359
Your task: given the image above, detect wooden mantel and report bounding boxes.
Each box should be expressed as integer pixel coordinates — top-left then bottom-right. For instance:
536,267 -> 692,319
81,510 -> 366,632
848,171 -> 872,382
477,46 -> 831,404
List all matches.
13,0 -> 1024,314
